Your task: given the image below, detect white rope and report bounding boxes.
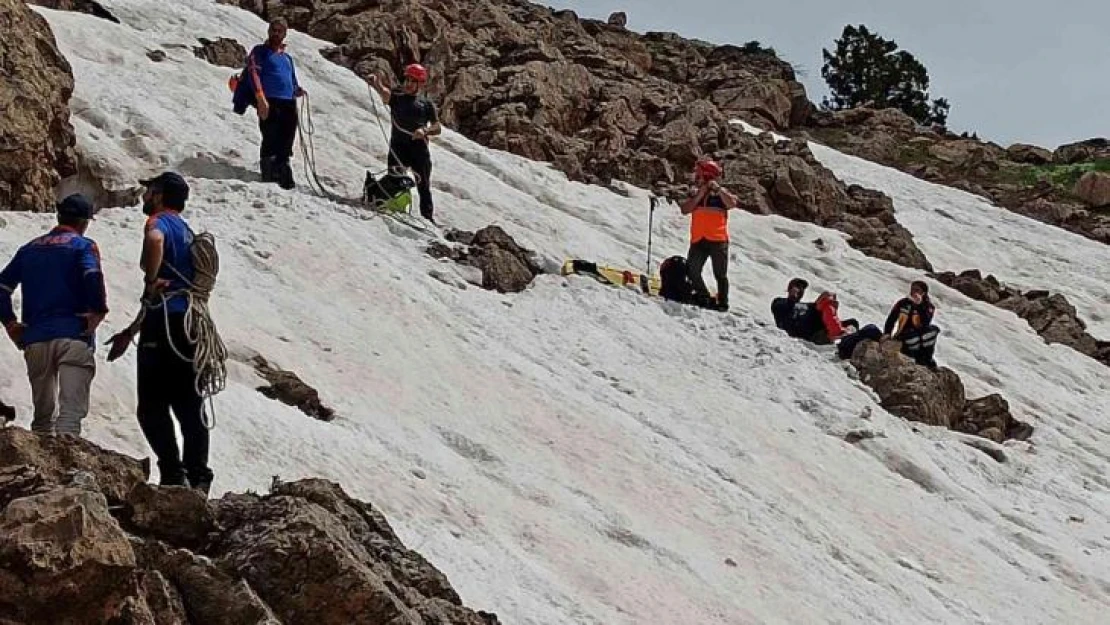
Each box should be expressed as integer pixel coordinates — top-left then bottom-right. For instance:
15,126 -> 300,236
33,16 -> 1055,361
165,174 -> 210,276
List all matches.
294,89 -> 434,233
160,232 -> 228,429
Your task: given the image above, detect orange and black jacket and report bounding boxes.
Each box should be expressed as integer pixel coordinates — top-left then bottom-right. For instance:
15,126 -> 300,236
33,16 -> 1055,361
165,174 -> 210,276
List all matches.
884,297 -> 935,338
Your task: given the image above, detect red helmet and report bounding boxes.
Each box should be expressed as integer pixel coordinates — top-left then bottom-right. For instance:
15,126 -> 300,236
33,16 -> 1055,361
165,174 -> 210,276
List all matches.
404,63 -> 428,82
696,159 -> 723,180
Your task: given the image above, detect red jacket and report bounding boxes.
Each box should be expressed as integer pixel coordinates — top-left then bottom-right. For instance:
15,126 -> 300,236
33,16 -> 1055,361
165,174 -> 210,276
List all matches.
815,293 -> 845,341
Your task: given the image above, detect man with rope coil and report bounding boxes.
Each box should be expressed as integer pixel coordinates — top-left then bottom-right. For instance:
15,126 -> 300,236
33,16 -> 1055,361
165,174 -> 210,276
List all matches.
105,172 -> 225,494
368,63 -> 442,222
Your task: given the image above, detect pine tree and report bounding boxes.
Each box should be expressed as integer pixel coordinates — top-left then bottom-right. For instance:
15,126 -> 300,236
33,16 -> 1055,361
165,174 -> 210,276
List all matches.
821,25 -> 950,126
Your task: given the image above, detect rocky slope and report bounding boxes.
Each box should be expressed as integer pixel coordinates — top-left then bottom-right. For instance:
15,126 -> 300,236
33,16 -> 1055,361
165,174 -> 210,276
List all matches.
227,0 -> 931,269
932,269 -> 1110,367
0,427 -> 499,625
0,0 -> 78,212
803,108 -> 1110,245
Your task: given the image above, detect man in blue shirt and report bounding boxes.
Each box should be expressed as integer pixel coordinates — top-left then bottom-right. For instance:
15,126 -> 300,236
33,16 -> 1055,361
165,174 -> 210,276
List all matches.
0,194 -> 107,436
246,18 -> 306,190
105,172 -> 214,493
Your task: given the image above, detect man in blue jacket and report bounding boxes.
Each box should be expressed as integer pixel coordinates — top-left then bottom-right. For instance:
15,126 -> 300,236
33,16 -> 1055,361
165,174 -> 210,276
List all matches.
246,18 -> 306,189
104,172 -> 215,493
0,194 -> 108,437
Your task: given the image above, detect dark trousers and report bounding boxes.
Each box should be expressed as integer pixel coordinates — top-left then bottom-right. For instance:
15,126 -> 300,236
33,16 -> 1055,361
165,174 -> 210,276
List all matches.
837,324 -> 883,360
136,311 -> 212,487
388,140 -> 434,220
687,239 -> 729,307
259,98 -> 298,186
899,325 -> 941,367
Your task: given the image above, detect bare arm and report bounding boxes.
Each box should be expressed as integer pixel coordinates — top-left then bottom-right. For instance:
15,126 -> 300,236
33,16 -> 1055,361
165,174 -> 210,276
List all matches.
141,227 -> 165,287
719,185 -> 740,210
368,73 -> 391,103
680,184 -> 710,215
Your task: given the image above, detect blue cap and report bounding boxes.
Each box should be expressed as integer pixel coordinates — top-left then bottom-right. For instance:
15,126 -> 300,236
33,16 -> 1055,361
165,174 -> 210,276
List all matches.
56,194 -> 96,220
140,171 -> 190,206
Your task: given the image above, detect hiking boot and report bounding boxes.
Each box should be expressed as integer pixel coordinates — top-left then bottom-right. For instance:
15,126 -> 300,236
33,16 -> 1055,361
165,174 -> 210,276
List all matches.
260,156 -> 277,183
159,471 -> 187,487
277,161 -> 295,190
189,468 -> 215,497
191,476 -> 213,497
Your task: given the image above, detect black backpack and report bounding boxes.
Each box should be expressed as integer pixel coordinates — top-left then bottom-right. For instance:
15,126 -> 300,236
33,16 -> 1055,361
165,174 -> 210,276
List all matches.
659,255 -> 693,303
363,170 -> 416,212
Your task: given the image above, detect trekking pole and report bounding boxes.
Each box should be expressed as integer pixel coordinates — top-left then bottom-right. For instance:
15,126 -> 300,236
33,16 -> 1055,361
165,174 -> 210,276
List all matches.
643,195 -> 658,294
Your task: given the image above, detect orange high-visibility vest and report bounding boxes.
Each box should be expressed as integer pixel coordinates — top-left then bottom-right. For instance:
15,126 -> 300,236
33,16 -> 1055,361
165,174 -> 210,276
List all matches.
690,207 -> 729,242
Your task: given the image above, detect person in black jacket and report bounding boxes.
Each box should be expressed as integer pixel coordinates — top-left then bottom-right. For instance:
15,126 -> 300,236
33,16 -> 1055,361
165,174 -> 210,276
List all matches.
771,278 -> 811,336
884,280 -> 940,368
771,279 -> 849,345
368,63 -> 442,222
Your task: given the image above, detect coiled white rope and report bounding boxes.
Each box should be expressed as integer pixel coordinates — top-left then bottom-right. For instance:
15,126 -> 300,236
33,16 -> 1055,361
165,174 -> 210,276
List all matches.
161,232 -> 228,429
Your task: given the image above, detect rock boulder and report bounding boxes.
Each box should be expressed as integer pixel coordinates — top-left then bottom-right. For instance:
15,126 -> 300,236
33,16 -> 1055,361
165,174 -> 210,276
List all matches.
1074,171 -> 1110,208
1053,138 -> 1110,165
194,37 -> 248,68
932,270 -> 1108,367
850,340 -> 1033,441
0,0 -> 78,212
213,479 -> 500,625
1006,143 -> 1053,165
0,428 -> 500,624
431,226 -> 544,293
252,355 -> 337,421
0,427 -> 148,505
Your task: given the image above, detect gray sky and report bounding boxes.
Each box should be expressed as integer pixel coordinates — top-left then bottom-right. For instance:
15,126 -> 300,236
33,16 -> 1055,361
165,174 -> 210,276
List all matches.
546,0 -> 1108,148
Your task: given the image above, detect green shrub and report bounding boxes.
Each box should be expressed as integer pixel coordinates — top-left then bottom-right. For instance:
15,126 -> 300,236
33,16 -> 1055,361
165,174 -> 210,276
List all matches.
1022,159 -> 1110,188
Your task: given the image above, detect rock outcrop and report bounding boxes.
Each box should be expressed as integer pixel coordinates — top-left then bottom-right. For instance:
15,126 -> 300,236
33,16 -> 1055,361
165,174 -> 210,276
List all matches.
0,0 -> 78,212
252,355 -> 336,421
1054,138 -> 1110,165
429,226 -> 544,293
0,427 -> 499,624
714,129 -> 931,269
850,340 -> 1034,442
1006,143 -> 1053,165
227,0 -> 809,183
1074,171 -> 1110,208
805,107 -> 1110,245
227,0 -> 929,267
194,36 -> 248,68
932,270 -> 1110,367
27,0 -> 118,22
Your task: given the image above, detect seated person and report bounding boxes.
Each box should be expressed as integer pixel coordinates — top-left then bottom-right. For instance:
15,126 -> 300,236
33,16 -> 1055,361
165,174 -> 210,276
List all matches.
771,279 -> 845,345
836,318 -> 883,360
884,280 -> 941,368
771,278 -> 810,335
